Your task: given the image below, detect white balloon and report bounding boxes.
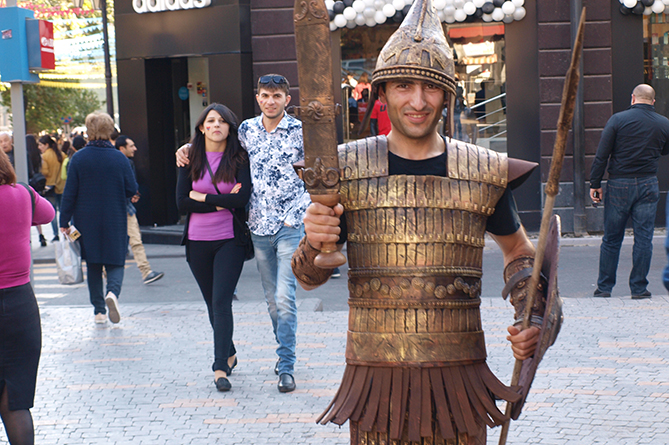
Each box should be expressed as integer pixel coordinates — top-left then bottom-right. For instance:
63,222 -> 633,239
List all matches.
375,10 -> 388,23
325,0 -> 335,10
502,14 -> 513,23
434,0 -> 447,9
342,6 -> 355,19
652,0 -> 665,12
444,5 -> 455,14
473,0 -> 485,6
405,0 -> 413,5
622,0 -> 636,7
334,14 -> 347,27
366,16 -> 377,26
363,6 -> 376,17
513,6 -> 526,20
454,8 -> 467,21
445,14 -> 456,23
491,7 -> 504,20
355,13 -> 367,24
453,0 -> 465,7
363,0 -> 375,6
346,19 -> 357,28
644,5 -> 653,14
393,0 -> 405,10
353,0 -> 366,12
330,21 -> 338,31
374,0 -> 385,8
438,9 -> 446,20
463,2 -> 476,14
512,0 -> 523,6
663,0 -> 669,5
501,1 -> 515,14
383,3 -> 396,16
482,12 -> 493,21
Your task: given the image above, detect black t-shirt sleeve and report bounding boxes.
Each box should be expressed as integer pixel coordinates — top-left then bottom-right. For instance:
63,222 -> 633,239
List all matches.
485,187 -> 522,236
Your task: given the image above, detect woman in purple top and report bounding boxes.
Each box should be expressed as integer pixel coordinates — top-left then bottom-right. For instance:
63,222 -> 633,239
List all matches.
176,104 -> 252,392
0,149 -> 55,445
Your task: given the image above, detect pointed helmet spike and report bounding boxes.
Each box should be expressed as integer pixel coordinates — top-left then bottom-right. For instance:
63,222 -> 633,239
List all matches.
372,0 -> 456,96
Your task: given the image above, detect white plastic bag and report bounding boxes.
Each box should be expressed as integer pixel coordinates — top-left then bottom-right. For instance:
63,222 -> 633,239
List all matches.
55,238 -> 84,284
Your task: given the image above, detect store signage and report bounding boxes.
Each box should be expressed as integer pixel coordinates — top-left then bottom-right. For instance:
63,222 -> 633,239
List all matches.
26,19 -> 55,71
133,0 -> 211,14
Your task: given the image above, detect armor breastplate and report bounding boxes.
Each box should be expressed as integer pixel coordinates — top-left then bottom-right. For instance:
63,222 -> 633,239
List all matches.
339,135 -> 508,366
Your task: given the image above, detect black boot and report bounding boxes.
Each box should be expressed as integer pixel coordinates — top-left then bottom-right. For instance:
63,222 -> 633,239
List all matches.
39,234 -> 47,247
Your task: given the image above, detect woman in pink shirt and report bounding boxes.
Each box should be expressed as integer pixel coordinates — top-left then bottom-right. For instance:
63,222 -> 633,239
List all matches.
176,104 -> 251,392
0,149 -> 55,445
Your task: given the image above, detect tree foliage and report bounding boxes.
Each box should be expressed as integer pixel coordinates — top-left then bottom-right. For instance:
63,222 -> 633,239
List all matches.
0,84 -> 101,134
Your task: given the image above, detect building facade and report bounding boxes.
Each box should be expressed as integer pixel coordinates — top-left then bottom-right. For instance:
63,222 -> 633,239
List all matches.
114,0 -> 669,232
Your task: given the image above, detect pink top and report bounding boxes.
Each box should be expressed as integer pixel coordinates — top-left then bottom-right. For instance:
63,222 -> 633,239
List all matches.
188,152 -> 236,241
0,183 -> 56,289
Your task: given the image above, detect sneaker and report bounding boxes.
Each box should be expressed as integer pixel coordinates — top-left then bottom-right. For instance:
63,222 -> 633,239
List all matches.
631,290 -> 652,300
593,289 -> 611,298
143,271 -> 164,285
105,292 -> 121,323
331,267 -> 341,279
94,313 -> 107,324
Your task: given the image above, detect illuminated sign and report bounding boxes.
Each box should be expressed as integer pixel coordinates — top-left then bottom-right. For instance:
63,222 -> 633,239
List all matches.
133,0 -> 212,14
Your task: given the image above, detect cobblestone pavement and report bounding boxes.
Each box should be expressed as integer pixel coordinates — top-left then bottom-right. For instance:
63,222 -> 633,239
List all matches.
4,270 -> 669,444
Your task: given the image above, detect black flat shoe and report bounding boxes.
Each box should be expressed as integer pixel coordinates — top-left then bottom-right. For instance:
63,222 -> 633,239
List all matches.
228,357 -> 238,375
278,373 -> 296,393
215,377 -> 231,392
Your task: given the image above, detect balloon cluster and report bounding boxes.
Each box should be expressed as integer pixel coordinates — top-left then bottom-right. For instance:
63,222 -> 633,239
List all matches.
326,0 -> 527,30
618,0 -> 668,15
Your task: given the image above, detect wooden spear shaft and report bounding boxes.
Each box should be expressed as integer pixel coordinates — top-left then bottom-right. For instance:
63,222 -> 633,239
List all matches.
498,7 -> 586,445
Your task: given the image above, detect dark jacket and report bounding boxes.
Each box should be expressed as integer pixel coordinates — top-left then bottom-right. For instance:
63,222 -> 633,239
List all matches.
59,141 -> 138,265
590,103 -> 669,189
176,159 -> 252,246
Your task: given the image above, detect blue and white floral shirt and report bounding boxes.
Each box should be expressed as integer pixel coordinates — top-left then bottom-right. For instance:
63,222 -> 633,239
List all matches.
238,112 -> 311,236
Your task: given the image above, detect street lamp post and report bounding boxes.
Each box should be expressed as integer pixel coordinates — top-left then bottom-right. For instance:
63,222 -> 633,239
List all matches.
73,0 -> 113,118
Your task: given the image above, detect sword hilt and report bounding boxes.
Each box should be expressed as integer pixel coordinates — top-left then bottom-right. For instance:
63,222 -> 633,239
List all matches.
310,193 -> 347,269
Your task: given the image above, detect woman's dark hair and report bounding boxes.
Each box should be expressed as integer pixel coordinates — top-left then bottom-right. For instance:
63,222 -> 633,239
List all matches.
26,135 -> 42,177
188,103 -> 247,184
38,135 -> 63,163
72,135 -> 86,150
0,149 -> 16,185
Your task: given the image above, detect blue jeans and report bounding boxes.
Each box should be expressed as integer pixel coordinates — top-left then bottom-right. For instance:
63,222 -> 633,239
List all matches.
663,193 -> 669,291
87,263 -> 124,315
597,177 -> 659,295
252,224 -> 304,376
46,193 -> 61,237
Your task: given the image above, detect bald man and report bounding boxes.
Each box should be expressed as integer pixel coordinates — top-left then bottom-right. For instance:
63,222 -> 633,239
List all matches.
590,84 -> 669,299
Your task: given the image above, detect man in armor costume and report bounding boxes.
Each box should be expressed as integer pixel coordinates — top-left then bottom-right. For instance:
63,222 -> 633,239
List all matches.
291,1 -> 547,444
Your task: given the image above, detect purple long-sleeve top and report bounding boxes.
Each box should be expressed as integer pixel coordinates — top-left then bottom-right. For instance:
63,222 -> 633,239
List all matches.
0,184 -> 55,289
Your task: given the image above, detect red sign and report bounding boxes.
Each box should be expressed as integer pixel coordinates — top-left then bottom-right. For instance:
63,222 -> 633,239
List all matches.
39,20 -> 55,70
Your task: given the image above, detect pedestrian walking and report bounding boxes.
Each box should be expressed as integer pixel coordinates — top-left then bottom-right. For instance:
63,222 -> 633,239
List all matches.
37,135 -> 65,242
590,84 -> 669,299
0,149 -> 55,445
25,135 -> 48,247
177,74 -> 310,393
176,104 -> 251,392
115,135 -> 164,285
293,1 -> 547,443
59,112 -> 138,324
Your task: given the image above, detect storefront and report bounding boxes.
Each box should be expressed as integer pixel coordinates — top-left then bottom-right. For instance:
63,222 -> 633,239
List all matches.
113,0 -> 669,232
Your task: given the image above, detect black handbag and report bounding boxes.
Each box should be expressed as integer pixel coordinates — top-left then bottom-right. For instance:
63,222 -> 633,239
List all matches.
205,159 -> 254,261
29,172 -> 46,194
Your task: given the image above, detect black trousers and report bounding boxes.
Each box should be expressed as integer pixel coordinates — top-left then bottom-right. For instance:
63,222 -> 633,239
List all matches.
186,239 -> 245,372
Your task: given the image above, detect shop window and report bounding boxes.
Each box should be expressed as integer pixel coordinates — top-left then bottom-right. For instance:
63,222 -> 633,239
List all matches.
339,22 -> 507,153
644,13 -> 669,117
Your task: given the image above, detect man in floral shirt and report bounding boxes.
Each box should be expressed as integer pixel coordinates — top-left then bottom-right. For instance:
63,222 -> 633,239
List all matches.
238,74 -> 310,393
176,74 -> 309,393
